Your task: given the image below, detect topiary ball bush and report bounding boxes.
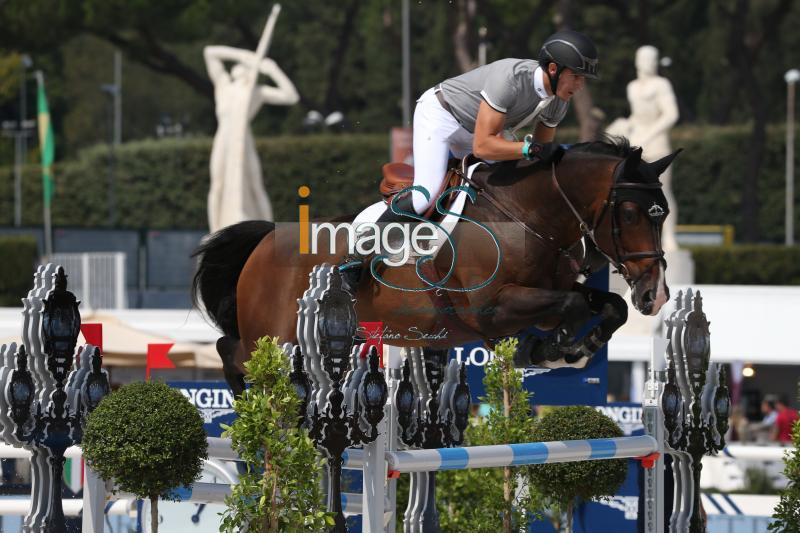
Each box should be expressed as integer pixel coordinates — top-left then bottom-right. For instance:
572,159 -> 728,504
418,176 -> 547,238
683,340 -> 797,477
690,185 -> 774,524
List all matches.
82,381 -> 208,500
528,405 -> 628,506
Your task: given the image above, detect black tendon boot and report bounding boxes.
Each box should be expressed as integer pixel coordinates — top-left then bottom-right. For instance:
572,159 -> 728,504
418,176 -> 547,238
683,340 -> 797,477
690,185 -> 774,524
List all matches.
338,193 -> 418,293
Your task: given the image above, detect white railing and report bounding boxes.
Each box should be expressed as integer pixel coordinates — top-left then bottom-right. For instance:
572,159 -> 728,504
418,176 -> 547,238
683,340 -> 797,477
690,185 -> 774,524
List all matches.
50,252 -> 127,309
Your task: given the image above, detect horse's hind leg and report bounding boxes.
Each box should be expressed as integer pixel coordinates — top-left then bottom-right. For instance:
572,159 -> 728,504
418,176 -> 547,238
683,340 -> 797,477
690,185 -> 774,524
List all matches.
216,335 -> 246,396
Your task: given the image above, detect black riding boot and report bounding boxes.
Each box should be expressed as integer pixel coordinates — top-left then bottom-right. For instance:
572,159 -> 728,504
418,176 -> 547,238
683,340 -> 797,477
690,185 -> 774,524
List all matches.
338,194 -> 419,292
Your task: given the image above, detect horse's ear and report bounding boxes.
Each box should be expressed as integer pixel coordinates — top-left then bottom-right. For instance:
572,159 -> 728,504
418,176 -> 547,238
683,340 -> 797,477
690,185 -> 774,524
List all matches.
644,149 -> 683,178
622,147 -> 643,178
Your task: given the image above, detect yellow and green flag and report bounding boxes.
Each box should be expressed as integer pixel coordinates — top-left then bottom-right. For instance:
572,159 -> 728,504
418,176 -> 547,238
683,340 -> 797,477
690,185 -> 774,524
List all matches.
37,75 -> 55,207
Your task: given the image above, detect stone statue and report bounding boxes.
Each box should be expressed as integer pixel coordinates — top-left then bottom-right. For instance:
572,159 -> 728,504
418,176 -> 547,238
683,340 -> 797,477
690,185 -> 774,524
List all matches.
204,6 -> 298,232
607,45 -> 680,251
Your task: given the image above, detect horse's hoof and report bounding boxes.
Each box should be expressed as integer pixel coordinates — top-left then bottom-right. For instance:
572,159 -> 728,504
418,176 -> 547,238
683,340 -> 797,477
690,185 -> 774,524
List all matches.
522,335 -> 562,365
541,340 -> 565,362
514,334 -> 538,367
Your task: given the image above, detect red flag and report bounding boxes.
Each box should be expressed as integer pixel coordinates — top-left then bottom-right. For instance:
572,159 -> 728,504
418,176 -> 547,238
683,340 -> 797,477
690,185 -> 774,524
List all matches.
146,343 -> 175,380
80,323 -> 103,352
359,322 -> 384,367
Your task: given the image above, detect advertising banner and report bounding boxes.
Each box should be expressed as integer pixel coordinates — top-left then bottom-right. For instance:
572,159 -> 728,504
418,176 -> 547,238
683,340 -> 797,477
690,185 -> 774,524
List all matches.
168,381 -> 236,438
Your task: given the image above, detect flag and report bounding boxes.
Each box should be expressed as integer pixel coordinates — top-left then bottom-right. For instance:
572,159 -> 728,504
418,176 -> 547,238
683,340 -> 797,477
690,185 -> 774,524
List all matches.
146,343 -> 175,380
80,323 -> 103,352
37,74 -> 55,207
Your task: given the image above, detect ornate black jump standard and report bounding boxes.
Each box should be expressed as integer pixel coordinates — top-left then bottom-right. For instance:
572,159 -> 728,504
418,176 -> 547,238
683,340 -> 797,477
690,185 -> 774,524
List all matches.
299,269 -> 388,533
661,289 -> 730,533
2,266 -> 110,533
396,349 -> 470,449
395,348 -> 471,532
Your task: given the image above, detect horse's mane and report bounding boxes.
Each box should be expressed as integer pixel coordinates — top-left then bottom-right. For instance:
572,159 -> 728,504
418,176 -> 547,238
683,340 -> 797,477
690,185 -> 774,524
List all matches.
481,134 -> 633,187
567,134 -> 633,159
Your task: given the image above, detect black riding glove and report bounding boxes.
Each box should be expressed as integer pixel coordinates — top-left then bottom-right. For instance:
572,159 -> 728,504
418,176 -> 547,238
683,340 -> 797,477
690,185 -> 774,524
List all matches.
523,138 -> 565,165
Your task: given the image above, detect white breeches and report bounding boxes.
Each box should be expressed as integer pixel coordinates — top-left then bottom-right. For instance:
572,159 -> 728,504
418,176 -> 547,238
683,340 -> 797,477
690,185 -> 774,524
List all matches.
410,87 -> 474,214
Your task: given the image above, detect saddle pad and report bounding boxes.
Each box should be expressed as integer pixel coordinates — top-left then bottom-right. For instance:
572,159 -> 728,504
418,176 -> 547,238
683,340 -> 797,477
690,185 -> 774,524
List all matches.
351,161 -> 484,264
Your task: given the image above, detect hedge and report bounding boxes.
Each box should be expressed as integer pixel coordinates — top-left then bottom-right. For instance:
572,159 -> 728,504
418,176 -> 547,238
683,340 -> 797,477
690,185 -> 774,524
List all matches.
689,245 -> 800,285
0,135 -> 388,230
0,124 -> 796,240
0,236 -> 38,306
669,124 -> 799,244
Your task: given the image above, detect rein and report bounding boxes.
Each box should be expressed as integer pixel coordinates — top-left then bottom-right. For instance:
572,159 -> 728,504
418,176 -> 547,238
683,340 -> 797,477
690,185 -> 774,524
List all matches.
460,160 -> 665,287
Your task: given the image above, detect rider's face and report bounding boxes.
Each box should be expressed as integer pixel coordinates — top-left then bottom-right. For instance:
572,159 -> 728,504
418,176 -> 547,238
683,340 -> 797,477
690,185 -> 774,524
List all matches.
551,66 -> 586,102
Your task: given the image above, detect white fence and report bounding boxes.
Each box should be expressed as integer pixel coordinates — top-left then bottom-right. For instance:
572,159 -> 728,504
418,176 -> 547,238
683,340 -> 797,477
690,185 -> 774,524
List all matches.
50,252 -> 127,309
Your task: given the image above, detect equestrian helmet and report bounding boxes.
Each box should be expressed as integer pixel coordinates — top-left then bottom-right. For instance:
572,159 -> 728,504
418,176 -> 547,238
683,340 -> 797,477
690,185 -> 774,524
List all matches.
538,30 -> 600,80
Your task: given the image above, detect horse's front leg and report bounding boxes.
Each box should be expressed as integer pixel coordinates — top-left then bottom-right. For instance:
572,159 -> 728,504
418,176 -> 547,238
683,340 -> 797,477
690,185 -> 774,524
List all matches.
571,282 -> 629,344
516,285 -> 628,367
478,284 -> 593,365
481,284 -> 627,368
550,283 -> 628,365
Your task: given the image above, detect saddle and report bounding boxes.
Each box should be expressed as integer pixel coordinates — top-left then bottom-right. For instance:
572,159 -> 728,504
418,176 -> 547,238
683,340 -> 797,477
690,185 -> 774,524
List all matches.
379,159 -> 463,222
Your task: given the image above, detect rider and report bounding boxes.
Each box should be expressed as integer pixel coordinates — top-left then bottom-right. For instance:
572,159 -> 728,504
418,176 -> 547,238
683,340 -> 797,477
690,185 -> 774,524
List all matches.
340,29 -> 600,289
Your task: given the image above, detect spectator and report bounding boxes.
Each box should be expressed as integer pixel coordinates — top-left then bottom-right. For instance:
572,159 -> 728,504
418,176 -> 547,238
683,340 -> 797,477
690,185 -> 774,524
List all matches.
752,397 -> 778,443
773,395 -> 799,444
728,404 -> 750,442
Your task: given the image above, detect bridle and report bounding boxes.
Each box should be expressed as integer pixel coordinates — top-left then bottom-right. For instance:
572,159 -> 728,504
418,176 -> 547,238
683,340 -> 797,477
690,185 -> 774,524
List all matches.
551,162 -> 665,287
460,159 -> 665,287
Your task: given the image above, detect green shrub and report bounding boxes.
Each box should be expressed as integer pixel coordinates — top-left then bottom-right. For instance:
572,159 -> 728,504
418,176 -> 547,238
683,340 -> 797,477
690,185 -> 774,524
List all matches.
0,236 -> 38,306
82,381 -> 208,533
527,406 -> 628,533
435,338 -> 541,532
0,134 -> 388,230
769,385 -> 800,532
221,336 -> 332,532
689,245 -> 800,285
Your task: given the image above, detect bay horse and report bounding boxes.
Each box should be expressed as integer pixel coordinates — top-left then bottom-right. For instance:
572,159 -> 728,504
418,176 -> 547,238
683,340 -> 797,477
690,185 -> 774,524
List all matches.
193,138 -> 678,395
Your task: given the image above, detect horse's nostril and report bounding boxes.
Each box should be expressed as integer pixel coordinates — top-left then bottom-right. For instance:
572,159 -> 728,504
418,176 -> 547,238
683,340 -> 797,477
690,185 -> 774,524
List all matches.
643,289 -> 655,304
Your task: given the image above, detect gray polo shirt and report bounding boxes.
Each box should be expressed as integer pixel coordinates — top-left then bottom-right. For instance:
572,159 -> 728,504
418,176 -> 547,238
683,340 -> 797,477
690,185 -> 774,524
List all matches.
440,58 -> 569,133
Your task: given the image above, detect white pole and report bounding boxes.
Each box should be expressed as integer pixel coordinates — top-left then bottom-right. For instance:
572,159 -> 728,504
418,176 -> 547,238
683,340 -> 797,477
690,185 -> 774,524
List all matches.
82,466 -> 107,532
785,69 -> 799,246
401,0 -> 411,126
642,336 -> 669,533
14,131 -> 22,226
478,27 -> 487,66
115,252 -> 125,309
362,411 -> 386,530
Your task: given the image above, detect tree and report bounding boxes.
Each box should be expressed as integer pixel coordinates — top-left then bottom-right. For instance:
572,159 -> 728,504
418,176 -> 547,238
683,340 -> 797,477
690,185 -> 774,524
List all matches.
436,338 -> 542,532
220,336 -> 332,532
82,381 -> 208,533
711,0 -> 793,241
769,385 -> 800,532
527,406 -> 628,533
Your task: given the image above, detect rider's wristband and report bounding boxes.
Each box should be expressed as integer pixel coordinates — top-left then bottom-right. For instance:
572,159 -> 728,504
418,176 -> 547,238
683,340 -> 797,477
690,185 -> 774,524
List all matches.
522,141 -> 531,160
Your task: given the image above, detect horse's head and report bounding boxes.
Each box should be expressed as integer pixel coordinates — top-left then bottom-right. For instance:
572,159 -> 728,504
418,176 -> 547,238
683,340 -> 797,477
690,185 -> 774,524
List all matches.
594,147 -> 680,316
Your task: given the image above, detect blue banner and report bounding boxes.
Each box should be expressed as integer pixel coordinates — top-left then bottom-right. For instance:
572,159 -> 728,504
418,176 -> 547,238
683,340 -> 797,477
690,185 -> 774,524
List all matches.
167,381 -> 237,438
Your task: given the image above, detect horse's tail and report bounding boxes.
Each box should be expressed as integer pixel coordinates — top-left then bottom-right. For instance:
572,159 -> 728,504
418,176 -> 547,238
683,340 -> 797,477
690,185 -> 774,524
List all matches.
191,220 -> 274,339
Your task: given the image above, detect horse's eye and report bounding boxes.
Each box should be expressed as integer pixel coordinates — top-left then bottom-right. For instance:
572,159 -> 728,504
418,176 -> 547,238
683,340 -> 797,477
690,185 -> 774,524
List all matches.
621,207 -> 638,225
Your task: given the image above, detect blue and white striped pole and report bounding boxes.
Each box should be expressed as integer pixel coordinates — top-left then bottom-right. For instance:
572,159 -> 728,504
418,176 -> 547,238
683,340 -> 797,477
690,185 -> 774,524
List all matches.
384,435 -> 657,473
